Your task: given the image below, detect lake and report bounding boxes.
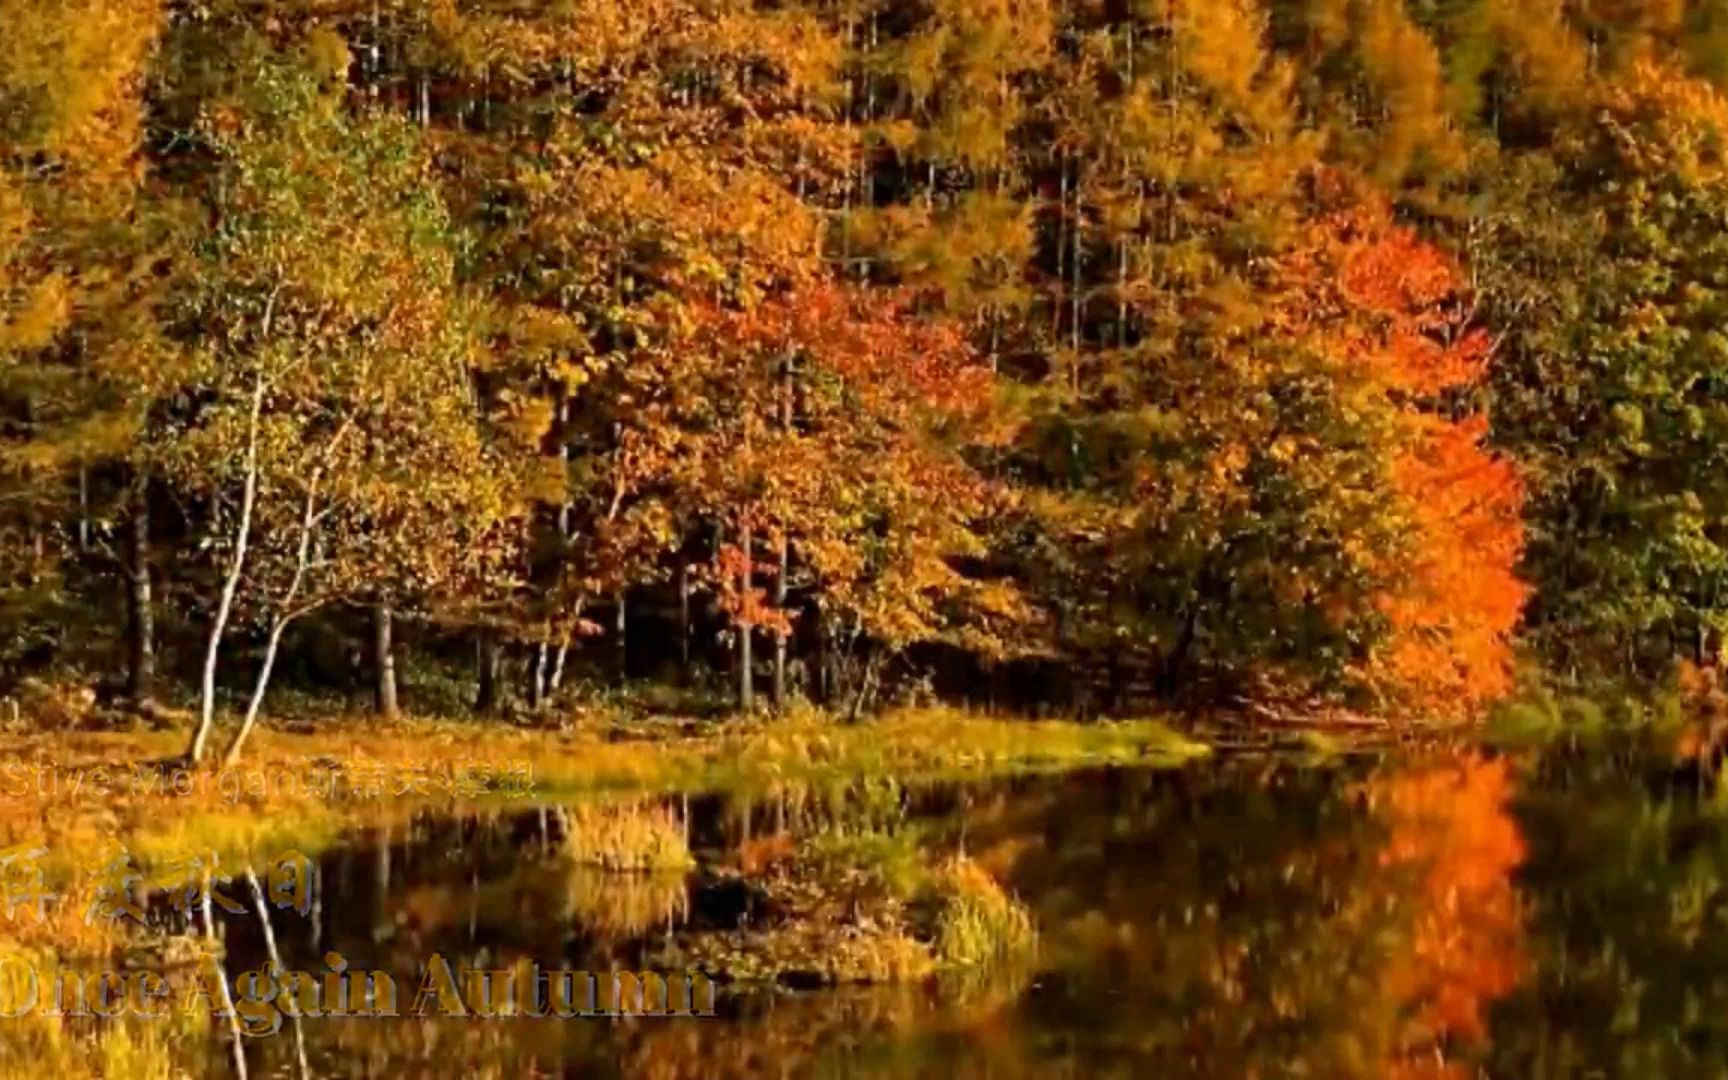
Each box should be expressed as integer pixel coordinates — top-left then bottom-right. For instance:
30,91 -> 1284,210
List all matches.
214,747 -> 1728,1078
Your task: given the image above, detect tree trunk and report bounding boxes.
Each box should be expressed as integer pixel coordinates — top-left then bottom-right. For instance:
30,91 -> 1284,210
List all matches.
1070,167 -> 1083,385
549,637 -> 569,696
224,470 -> 322,766
530,642 -> 548,711
188,374 -> 267,765
203,862 -> 250,1080
865,13 -> 878,206
222,613 -> 295,767
815,607 -> 831,705
773,539 -> 789,713
476,633 -> 501,714
77,466 -> 89,552
1118,217 -> 1130,347
739,521 -> 754,711
774,356 -> 794,713
1053,157 -> 1068,338
373,600 -> 399,720
528,642 -> 549,711
614,588 -> 628,684
124,482 -> 156,711
549,599 -> 579,697
246,868 -> 310,1080
847,651 -> 880,724
679,559 -> 692,682
1160,600 -> 1202,699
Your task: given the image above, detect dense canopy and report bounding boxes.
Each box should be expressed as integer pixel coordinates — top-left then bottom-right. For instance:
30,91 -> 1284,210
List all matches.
8,0 -> 1728,738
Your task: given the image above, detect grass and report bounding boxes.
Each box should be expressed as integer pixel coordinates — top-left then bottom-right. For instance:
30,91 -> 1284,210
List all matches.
563,868 -> 690,937
1481,661 -> 1728,753
660,805 -> 1039,987
930,856 -> 1037,968
0,695 -> 1188,1080
0,940 -> 212,1078
557,802 -> 694,871
801,823 -> 1038,973
0,703 -> 1203,891
0,698 -> 1190,1070
802,823 -> 933,899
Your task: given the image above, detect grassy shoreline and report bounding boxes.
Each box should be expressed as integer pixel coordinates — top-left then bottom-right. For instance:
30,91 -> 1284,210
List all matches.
0,706 -> 1206,913
0,705 -> 1195,1071
0,706 -> 1203,1073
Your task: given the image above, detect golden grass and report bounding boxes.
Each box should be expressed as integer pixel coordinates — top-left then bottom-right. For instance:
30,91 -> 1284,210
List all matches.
563,867 -> 690,937
0,699 -> 1187,1074
0,704 -> 1201,886
0,941 -> 211,1078
557,801 -> 694,871
0,705 -> 1192,963
931,856 -> 1038,968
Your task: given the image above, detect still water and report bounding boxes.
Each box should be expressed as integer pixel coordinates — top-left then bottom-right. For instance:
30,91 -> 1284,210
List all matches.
220,750 -> 1728,1078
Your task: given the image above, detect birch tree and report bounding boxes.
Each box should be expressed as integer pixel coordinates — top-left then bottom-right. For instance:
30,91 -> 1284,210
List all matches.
168,50 -> 516,763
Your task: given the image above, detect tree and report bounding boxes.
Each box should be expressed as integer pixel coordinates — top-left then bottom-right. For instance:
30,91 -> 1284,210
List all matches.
1322,201 -> 1526,707
0,0 -> 171,699
167,50 -> 517,763
1479,62 -> 1728,676
683,281 -> 1027,713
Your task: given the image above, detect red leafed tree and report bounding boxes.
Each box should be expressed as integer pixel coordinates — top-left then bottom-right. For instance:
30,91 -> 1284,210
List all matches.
684,280 -> 1026,708
1311,181 -> 1529,711
1381,417 -> 1527,708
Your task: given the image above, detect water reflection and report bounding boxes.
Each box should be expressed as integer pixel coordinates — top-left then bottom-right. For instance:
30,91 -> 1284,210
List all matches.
206,749 -> 1728,1077
1485,750 -> 1728,1078
893,756 -> 1526,1079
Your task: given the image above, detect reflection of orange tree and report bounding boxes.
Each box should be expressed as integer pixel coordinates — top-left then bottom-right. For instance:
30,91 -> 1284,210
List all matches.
260,763 -> 1529,1079
1366,756 -> 1525,1079
943,761 -> 1529,1079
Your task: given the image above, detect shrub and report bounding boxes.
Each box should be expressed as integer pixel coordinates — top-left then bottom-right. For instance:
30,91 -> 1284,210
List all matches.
930,856 -> 1036,968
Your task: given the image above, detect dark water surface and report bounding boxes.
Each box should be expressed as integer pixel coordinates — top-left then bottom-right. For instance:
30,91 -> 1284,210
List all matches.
223,750 -> 1728,1078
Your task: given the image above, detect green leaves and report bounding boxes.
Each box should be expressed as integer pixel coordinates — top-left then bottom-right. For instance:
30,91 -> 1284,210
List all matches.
159,50 -> 521,626
1482,62 -> 1728,675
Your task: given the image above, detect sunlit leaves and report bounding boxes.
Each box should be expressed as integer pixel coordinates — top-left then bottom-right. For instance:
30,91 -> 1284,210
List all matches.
160,54 -> 519,626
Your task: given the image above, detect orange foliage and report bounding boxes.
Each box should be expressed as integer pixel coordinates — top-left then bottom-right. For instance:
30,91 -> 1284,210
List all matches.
713,542 -> 794,636
695,281 -> 997,432
1381,418 -> 1528,707
1336,222 -> 1493,397
1669,659 -> 1728,760
1311,186 -> 1528,711
685,280 -> 1018,651
1372,756 -> 1527,1076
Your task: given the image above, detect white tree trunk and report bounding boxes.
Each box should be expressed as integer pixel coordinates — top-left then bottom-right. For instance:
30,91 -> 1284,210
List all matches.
221,614 -> 294,768
187,375 -> 266,764
222,467 -> 323,766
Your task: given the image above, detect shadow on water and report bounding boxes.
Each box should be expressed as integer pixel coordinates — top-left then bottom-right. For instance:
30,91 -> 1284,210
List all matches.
194,747 -> 1728,1078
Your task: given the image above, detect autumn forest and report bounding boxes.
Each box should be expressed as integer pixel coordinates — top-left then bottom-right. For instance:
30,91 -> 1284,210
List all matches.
17,2 -> 1728,1077
10,0 -> 1728,737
